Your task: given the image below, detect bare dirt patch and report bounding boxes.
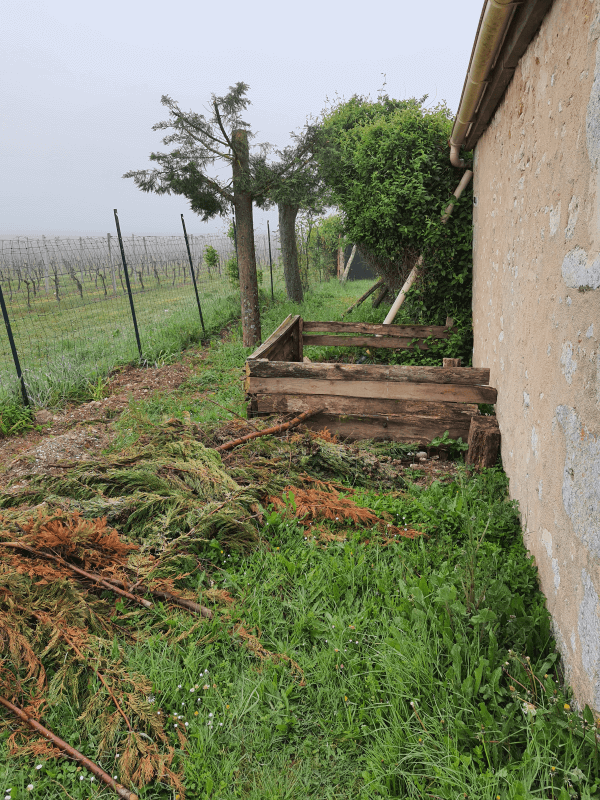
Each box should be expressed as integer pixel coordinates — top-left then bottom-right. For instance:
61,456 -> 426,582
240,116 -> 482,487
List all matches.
0,347 -> 208,486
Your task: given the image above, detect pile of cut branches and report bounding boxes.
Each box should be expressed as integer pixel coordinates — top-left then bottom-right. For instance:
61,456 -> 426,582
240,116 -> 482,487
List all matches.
0,510 -> 187,794
0,416 -> 412,796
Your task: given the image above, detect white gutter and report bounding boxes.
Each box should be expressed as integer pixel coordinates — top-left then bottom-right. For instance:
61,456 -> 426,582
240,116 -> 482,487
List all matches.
449,0 -> 518,167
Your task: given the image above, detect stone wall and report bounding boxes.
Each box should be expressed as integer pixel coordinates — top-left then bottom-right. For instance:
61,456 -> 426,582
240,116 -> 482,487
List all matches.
472,0 -> 600,708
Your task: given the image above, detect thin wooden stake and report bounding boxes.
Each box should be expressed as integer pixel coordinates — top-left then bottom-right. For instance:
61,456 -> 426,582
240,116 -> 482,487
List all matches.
0,696 -> 138,800
215,407 -> 323,452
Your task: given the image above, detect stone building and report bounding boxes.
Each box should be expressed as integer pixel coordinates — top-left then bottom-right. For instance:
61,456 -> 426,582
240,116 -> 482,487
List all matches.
451,0 -> 600,709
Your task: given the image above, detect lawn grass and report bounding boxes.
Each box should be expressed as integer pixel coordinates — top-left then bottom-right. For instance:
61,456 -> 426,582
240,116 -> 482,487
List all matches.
1,279 -> 599,800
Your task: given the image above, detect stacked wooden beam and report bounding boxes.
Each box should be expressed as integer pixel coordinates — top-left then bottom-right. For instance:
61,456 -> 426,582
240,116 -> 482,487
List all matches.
244,315 -> 498,445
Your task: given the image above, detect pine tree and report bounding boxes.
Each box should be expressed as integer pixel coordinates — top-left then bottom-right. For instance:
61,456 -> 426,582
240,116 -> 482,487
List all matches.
123,83 -> 262,346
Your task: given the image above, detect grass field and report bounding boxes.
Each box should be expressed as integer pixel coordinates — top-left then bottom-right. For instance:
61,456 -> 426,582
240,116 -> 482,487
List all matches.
1,281 -> 599,800
0,264 -> 287,410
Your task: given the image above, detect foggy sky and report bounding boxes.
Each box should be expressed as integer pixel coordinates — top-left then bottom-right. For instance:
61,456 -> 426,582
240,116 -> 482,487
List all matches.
2,0 -> 482,238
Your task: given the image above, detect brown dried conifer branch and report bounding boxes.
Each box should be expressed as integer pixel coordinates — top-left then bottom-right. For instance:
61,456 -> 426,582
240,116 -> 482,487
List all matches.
8,601 -> 134,735
215,407 -> 323,452
0,542 -> 152,609
0,541 -> 215,618
0,695 -> 138,800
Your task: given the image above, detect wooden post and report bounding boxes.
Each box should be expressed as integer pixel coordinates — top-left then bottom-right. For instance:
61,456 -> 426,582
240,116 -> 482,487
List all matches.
372,284 -> 389,308
443,358 -> 462,367
466,416 -> 500,469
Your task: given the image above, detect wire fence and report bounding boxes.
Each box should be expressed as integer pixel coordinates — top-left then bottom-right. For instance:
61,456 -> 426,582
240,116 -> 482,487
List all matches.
0,229 -> 284,406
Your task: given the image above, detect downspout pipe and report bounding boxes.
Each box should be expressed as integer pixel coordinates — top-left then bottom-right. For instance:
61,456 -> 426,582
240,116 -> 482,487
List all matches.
450,0 -> 517,167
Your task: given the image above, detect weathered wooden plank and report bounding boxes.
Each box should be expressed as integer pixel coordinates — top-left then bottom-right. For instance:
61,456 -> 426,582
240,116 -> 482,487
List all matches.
246,360 -> 491,387
252,392 -> 479,421
299,412 -> 472,444
303,321 -> 453,338
248,314 -> 300,360
246,376 -> 498,404
303,334 -> 429,350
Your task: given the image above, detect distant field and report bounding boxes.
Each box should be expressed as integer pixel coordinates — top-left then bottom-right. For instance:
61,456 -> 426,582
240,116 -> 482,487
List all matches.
0,233 -> 284,406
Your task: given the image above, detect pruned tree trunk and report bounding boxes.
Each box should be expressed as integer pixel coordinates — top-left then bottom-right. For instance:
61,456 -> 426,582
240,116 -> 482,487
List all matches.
232,129 -> 261,347
278,203 -> 303,303
466,416 -> 501,469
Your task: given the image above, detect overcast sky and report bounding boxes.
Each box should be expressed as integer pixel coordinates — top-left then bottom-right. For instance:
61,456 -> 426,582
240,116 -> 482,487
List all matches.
2,0 -> 482,238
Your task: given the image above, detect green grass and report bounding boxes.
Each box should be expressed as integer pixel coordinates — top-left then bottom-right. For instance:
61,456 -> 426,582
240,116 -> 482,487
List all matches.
108,279 -> 376,450
2,278 -> 598,800
2,470 -> 598,800
0,265 -> 292,410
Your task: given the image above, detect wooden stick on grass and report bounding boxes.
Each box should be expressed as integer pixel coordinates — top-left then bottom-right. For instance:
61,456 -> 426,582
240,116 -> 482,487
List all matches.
215,407 -> 324,452
341,278 -> 384,318
0,695 -> 138,800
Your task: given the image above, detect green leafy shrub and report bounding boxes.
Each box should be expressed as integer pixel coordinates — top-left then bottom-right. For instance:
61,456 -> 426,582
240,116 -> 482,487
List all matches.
317,94 -> 474,364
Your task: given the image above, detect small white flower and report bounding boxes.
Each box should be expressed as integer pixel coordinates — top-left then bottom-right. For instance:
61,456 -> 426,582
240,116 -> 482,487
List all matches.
181,701 -> 185,706
219,722 -> 223,726
113,776 -> 118,780
189,687 -> 195,692
208,712 -> 214,717
35,765 -> 42,770
184,722 -> 189,727
177,684 -> 182,689
90,777 -> 95,782
27,786 -> 33,792
174,723 -> 178,728
80,776 -> 84,781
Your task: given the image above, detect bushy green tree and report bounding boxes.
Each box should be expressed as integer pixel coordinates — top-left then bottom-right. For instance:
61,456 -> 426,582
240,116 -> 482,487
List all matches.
203,245 -> 219,276
316,94 -> 473,361
252,135 -> 324,303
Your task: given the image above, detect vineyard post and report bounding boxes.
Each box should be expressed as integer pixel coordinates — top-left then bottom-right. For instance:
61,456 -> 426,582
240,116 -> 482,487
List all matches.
267,220 -> 274,301
0,282 -> 29,406
181,214 -> 206,335
41,236 -> 50,294
107,233 -> 117,293
113,210 -> 143,361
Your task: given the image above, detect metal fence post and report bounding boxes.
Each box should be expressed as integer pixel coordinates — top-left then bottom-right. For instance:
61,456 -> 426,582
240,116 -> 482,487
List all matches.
113,209 -> 143,361
0,282 -> 29,406
267,220 -> 274,301
181,214 -> 206,335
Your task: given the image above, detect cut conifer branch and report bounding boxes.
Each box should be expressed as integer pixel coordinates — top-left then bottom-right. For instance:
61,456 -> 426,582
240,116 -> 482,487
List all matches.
215,407 -> 324,452
0,541 -> 215,618
0,541 -> 153,609
0,695 -> 139,800
7,599 -> 134,735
